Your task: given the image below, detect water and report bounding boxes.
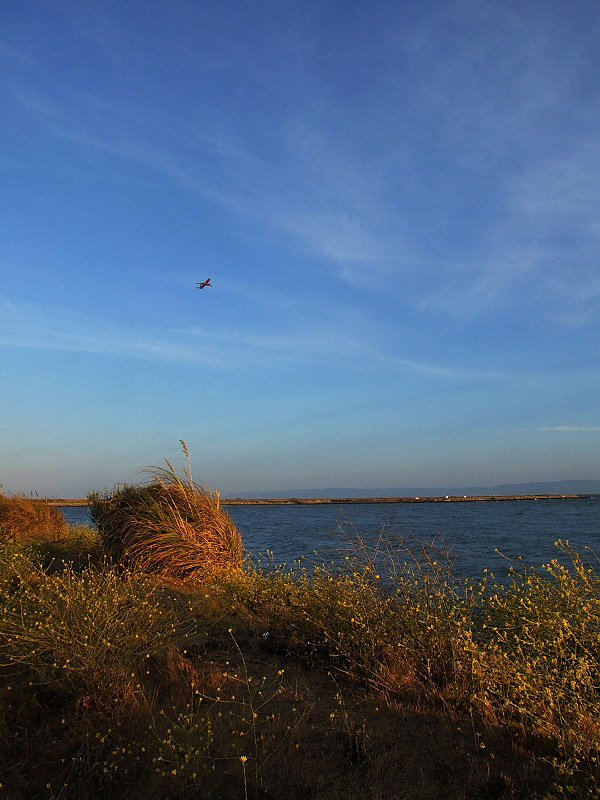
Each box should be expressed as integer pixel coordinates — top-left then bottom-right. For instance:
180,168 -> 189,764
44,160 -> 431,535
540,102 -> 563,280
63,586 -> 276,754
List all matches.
59,496 -> 599,580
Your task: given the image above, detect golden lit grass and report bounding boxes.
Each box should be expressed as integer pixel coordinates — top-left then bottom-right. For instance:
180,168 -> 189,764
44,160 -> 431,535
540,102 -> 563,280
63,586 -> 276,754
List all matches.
0,491 -> 69,542
0,552 -> 539,800
24,524 -> 103,573
473,542 -> 600,790
0,548 -> 180,705
221,532 -> 476,705
212,534 -> 600,796
0,454 -> 597,797
302,538 -> 475,704
88,443 -> 243,581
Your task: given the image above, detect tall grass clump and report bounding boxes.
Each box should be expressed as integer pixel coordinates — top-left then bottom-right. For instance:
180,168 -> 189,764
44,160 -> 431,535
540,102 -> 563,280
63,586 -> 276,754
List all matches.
474,541 -> 600,792
88,442 -> 243,581
0,491 -> 69,542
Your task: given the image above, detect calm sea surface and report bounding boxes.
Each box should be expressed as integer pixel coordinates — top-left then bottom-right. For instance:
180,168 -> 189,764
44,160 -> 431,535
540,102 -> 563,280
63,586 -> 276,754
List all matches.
59,496 -> 600,580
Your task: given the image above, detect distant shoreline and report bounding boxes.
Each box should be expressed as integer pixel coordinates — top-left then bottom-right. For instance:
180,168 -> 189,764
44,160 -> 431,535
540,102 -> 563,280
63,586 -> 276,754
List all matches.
48,493 -> 585,507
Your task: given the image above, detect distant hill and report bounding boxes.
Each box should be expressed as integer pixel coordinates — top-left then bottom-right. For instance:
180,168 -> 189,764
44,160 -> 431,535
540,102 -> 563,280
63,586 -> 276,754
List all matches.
236,480 -> 600,499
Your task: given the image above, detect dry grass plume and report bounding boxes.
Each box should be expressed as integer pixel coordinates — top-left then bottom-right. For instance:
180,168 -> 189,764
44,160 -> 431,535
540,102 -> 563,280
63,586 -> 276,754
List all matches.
88,442 -> 243,580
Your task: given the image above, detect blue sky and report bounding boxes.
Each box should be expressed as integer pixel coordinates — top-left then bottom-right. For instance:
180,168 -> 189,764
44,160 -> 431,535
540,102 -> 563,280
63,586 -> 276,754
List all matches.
1,0 -> 599,496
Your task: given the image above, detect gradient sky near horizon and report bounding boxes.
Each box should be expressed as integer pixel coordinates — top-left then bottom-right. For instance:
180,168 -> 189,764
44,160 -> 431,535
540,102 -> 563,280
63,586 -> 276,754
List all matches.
1,0 -> 599,497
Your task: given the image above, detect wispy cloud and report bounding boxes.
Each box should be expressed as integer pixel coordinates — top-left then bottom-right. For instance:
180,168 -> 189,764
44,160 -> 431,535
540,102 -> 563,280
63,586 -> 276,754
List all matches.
416,138 -> 600,322
0,32 -> 423,285
0,295 -> 227,369
539,426 -> 600,432
2,2 -> 599,323
0,294 -> 510,381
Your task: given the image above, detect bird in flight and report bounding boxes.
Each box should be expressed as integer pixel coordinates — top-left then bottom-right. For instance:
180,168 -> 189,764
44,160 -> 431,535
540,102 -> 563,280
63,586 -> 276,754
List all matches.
196,279 -> 212,289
